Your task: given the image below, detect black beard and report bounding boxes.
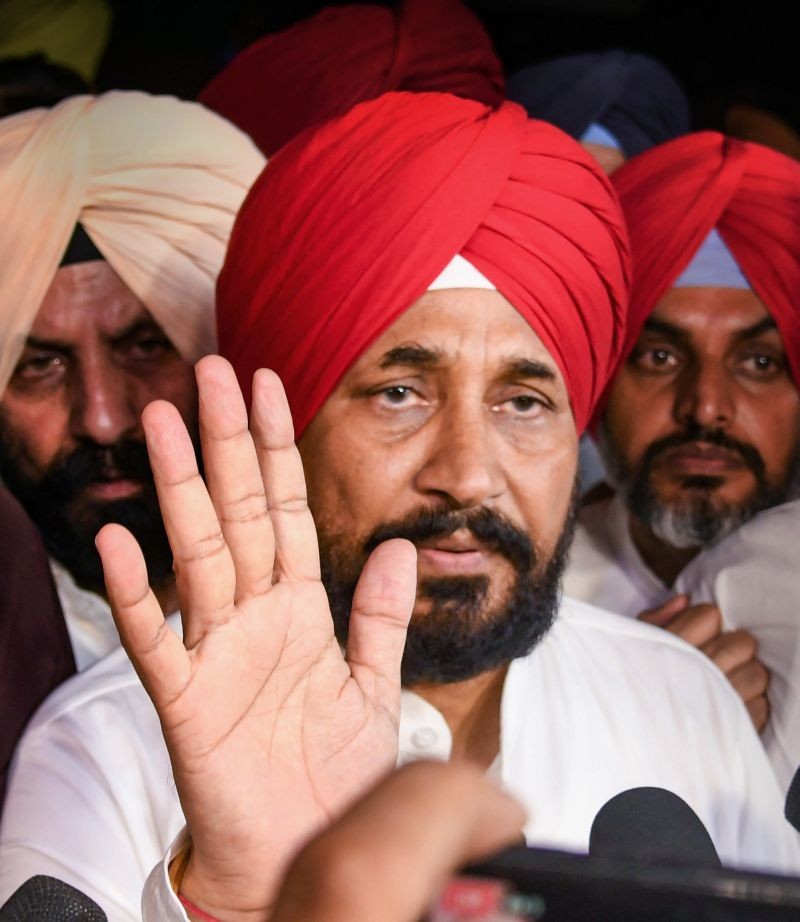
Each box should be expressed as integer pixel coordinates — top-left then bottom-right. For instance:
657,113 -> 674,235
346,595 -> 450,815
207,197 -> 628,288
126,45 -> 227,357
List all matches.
319,489 -> 578,685
599,420 -> 799,550
0,431 -> 175,595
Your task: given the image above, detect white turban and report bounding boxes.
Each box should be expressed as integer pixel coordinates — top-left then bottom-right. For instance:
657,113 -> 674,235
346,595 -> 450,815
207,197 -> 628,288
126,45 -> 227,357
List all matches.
0,91 -> 266,394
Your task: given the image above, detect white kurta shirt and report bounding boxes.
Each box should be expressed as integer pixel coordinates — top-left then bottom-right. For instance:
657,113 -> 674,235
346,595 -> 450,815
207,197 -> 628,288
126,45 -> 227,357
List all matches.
49,560 -> 120,672
677,500 -> 800,795
565,495 -> 800,795
563,494 -> 673,617
1,600 -> 796,922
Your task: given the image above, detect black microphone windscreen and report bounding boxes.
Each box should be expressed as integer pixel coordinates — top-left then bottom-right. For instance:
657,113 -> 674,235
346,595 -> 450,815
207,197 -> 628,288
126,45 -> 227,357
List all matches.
0,877 -> 107,921
784,766 -> 800,833
589,786 -> 721,868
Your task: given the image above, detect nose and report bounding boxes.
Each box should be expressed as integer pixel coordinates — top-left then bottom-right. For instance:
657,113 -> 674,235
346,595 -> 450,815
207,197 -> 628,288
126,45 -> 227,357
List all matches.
673,359 -> 736,430
414,399 -> 505,509
70,354 -> 139,446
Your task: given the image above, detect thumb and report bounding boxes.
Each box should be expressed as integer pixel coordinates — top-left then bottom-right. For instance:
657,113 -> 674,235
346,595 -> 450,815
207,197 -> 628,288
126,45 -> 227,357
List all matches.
639,593 -> 690,627
345,538 -> 417,710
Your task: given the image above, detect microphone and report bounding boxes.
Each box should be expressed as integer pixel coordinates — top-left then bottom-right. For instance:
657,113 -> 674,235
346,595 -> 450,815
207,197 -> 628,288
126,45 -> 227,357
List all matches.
785,765 -> 800,833
589,786 -> 721,868
0,876 -> 107,921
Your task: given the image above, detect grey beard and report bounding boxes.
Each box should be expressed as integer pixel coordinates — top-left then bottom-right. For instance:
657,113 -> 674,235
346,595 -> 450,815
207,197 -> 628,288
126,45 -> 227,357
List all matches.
597,421 -> 800,551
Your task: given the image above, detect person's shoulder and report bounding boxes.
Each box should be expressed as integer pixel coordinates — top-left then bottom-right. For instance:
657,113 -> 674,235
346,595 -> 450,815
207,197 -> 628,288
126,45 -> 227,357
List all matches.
21,635 -> 151,738
27,647 -> 140,726
552,596 -> 739,692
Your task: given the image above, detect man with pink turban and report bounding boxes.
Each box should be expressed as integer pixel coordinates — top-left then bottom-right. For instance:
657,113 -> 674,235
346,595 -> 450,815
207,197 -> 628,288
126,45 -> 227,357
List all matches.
2,96 -> 796,920
565,134 -> 800,781
0,92 -> 264,671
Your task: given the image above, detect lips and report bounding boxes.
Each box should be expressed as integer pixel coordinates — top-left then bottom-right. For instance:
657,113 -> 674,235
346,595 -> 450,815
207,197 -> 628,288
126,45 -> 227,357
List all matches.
83,478 -> 143,501
416,529 -> 493,575
661,441 -> 744,474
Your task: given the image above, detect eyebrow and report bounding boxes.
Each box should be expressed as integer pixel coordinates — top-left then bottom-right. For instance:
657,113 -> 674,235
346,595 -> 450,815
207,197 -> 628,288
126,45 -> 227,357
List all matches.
24,319 -> 161,353
379,344 -> 444,369
378,344 -> 556,381
735,317 -> 778,340
501,358 -> 557,382
642,316 -> 779,343
641,317 -> 688,341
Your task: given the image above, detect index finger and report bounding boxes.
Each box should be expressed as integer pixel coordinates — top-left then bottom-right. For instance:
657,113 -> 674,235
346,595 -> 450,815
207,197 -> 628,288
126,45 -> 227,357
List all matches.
665,603 -> 722,647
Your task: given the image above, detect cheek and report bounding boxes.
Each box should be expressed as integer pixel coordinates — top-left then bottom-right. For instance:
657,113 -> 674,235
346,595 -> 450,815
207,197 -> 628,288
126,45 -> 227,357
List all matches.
139,362 -> 198,426
604,373 -> 673,457
508,441 -> 577,556
736,393 -> 800,475
0,395 -> 70,472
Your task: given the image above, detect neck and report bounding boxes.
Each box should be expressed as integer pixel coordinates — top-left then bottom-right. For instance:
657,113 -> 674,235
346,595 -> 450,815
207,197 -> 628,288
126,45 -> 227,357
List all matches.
410,664 -> 508,769
627,514 -> 699,587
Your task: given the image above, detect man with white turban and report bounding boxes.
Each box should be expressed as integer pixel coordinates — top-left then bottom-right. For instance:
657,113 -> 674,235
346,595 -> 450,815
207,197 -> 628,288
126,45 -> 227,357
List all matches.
0,92 -> 264,670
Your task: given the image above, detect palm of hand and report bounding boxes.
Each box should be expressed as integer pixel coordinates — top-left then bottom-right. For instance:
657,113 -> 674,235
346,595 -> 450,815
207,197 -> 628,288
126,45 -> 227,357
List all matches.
97,357 -> 416,911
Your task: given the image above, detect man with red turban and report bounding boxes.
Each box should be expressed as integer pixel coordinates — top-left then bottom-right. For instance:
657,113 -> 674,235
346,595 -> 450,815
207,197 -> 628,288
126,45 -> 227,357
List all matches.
3,98 -> 797,920
199,0 -> 503,156
565,133 -> 800,783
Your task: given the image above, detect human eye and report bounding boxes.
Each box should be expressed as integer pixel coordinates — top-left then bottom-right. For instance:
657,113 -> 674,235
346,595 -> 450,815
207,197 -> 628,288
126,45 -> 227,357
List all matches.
373,384 -> 425,408
13,352 -> 66,383
738,350 -> 786,380
629,345 -> 680,373
493,389 -> 549,419
122,332 -> 172,361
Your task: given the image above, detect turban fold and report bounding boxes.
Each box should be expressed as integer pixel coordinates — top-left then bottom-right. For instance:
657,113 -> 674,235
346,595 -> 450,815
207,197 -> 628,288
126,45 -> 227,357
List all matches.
611,132 -> 800,389
217,92 -> 630,435
0,91 -> 265,394
199,0 -> 504,156
507,50 -> 690,158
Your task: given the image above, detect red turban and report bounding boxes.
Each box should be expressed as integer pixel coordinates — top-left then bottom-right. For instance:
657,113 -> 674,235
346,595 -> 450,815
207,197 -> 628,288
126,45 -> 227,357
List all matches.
199,0 -> 503,156
611,132 -> 800,388
217,92 -> 630,435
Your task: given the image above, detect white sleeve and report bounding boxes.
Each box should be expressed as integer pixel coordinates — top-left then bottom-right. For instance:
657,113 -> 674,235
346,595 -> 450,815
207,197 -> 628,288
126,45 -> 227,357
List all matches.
0,689 -> 183,922
709,675 -> 800,874
141,832 -> 190,922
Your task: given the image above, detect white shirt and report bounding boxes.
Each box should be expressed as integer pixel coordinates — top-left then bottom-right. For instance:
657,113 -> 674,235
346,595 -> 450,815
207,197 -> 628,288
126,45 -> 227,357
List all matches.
677,500 -> 800,794
49,560 -> 120,672
563,494 -> 673,617
1,600 -> 796,922
565,495 -> 800,795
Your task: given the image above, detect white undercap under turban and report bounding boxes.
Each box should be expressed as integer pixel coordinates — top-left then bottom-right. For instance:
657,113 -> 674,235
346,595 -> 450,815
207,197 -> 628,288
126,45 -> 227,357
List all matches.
0,91 -> 265,394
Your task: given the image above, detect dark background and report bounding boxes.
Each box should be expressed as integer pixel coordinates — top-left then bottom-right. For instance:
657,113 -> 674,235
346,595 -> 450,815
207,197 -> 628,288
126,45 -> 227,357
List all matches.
96,0 -> 799,134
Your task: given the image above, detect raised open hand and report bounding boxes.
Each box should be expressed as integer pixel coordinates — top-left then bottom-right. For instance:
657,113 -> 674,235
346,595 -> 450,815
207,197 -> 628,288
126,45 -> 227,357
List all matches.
96,356 -> 417,920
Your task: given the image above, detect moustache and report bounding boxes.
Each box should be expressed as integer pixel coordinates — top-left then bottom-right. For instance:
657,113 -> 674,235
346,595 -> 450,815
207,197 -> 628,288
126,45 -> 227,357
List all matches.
40,439 -> 154,502
641,423 -> 766,480
363,505 -> 535,573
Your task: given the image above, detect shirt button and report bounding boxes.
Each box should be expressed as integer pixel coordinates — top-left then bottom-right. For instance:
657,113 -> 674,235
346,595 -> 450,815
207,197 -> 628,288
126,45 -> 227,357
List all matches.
412,728 -> 438,749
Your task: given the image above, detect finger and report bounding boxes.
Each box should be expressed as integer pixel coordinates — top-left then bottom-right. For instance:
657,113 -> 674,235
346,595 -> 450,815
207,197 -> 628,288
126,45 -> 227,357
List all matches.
143,400 -> 236,644
196,357 -> 275,601
346,539 -> 417,715
700,630 -> 758,677
662,603 -> 721,647
96,524 -> 190,708
638,594 -> 689,626
747,696 -> 770,734
725,656 -> 770,704
250,368 -> 320,582
273,761 -> 525,922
